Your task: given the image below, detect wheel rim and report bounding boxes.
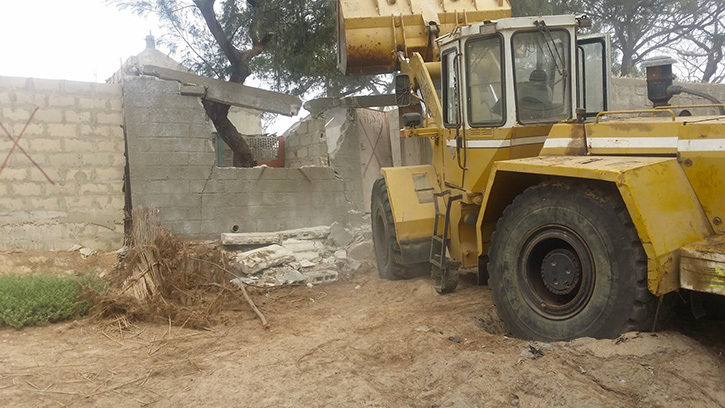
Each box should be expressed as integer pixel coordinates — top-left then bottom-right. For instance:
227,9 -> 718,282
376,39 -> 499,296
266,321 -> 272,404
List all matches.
517,224 -> 595,320
373,211 -> 389,264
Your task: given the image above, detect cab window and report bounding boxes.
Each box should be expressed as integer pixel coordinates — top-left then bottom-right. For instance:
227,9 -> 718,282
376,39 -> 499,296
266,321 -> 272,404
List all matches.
466,35 -> 504,127
442,50 -> 460,127
512,29 -> 572,124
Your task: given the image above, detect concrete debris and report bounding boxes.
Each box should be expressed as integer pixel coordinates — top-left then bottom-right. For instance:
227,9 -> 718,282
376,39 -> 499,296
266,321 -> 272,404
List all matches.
329,221 -> 354,247
230,244 -> 296,275
224,222 -> 368,288
68,244 -> 97,258
347,241 -> 374,262
304,270 -> 339,285
299,259 -> 316,268
221,225 -> 331,246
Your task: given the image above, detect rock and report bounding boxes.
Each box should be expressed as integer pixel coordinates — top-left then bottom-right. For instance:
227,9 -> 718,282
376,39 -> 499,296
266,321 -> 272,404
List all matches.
347,241 -> 373,261
79,247 -> 96,258
448,336 -> 462,343
273,269 -> 306,285
343,258 -> 362,273
334,249 -> 347,260
229,244 -> 296,275
329,222 -> 354,247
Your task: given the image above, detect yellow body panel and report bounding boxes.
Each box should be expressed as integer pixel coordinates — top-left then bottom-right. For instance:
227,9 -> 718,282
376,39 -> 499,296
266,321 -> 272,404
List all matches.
381,165 -> 441,242
478,156 -> 714,295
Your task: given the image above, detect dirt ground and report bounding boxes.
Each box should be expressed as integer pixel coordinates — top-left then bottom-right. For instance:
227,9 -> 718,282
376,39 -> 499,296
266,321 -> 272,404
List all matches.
1,248 -> 724,407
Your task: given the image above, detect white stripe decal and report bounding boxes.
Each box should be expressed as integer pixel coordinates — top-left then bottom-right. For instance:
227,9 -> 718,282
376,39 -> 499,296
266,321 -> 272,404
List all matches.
588,137 -> 678,149
445,135 -> 547,149
678,139 -> 725,152
542,138 -> 586,149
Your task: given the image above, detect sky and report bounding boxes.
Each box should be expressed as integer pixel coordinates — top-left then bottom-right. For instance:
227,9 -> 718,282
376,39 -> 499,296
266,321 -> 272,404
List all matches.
0,0 -> 305,133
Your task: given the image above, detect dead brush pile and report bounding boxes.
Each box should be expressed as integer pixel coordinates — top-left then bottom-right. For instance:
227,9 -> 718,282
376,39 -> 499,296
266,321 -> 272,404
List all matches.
91,224 -> 250,330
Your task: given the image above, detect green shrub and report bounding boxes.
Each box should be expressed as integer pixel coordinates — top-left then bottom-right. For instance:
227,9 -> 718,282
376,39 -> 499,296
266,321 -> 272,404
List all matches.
0,274 -> 105,329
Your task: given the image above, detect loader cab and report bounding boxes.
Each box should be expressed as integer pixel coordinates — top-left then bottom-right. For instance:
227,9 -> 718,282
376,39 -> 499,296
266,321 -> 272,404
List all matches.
437,15 -> 609,129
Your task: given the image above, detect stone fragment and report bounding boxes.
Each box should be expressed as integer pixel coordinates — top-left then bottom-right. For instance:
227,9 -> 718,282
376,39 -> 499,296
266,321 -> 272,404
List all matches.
334,249 -> 347,260
229,244 -> 295,275
329,222 -> 354,247
347,240 -> 373,261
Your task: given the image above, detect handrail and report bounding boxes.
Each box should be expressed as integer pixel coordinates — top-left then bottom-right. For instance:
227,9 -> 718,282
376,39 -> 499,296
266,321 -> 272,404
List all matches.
654,104 -> 725,110
595,109 -> 675,123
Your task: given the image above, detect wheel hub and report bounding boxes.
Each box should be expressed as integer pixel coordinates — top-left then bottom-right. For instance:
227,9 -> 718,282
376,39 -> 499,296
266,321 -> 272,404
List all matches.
540,248 -> 581,295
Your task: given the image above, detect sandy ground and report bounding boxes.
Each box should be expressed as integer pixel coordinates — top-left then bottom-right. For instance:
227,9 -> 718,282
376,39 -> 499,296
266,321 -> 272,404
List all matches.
1,249 -> 724,407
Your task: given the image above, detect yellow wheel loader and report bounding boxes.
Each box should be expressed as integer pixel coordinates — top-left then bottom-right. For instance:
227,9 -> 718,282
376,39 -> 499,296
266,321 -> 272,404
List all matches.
338,0 -> 725,341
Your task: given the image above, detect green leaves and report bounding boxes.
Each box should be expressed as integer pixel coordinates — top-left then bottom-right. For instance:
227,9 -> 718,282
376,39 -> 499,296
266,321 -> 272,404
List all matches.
0,274 -> 104,329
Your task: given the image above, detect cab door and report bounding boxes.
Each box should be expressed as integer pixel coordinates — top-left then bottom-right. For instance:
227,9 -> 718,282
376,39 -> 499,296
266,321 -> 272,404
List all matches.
576,34 -> 612,117
441,42 -> 466,188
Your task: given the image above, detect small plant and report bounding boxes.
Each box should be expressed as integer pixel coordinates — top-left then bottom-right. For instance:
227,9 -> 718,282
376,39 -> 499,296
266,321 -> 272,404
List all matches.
0,274 -> 105,329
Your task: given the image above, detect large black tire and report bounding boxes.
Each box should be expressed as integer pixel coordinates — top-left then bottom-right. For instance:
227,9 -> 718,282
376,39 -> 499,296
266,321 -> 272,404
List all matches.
488,181 -> 657,341
371,178 -> 429,280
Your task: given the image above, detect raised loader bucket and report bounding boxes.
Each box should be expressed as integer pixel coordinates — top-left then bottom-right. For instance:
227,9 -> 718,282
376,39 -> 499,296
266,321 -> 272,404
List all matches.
337,0 -> 511,75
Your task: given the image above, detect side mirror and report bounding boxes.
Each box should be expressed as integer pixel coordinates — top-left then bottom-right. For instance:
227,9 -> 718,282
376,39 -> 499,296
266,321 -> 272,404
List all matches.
395,74 -> 411,107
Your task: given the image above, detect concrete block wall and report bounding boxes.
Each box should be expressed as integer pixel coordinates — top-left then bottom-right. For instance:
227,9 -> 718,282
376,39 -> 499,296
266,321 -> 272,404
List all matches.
283,117 -> 328,168
124,76 -> 354,240
611,77 -> 725,114
0,76 -> 126,251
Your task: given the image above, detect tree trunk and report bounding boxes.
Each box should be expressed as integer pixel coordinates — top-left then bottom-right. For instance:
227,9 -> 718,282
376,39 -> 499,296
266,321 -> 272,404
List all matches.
620,53 -> 635,77
202,99 -> 257,167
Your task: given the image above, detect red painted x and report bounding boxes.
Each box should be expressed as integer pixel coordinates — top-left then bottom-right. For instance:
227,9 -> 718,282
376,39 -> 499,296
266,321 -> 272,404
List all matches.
0,106 -> 54,185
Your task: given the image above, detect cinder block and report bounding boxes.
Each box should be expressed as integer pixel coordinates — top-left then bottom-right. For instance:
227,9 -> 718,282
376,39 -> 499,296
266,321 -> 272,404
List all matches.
63,138 -> 95,151
94,83 -> 122,97
79,124 -> 105,137
47,124 -> 78,138
47,95 -> 76,108
96,140 -> 123,152
0,168 -> 29,181
64,111 -> 91,124
2,107 -> 35,122
77,97 -> 109,111
60,80 -> 95,95
0,197 -> 26,211
12,182 -> 42,196
27,138 -> 62,152
0,76 -> 32,91
96,112 -> 124,125
79,183 -> 109,195
303,270 -> 339,284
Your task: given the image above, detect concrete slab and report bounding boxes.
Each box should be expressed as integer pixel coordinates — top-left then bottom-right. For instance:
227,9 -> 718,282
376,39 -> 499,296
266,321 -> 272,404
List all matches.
141,65 -> 302,116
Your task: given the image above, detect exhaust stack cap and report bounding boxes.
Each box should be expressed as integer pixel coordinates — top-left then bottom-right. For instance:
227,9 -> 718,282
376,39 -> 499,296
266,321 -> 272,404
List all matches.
641,56 -> 677,107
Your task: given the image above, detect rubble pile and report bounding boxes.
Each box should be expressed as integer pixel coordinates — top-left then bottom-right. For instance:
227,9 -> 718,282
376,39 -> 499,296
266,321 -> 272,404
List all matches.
223,222 -> 372,288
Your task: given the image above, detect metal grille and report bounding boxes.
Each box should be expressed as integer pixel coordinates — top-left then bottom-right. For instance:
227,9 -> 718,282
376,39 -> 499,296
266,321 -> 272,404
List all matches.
246,135 -> 280,162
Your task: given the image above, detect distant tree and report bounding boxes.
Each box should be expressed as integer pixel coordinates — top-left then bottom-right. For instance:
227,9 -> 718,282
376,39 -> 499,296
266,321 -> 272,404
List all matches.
667,1 -> 724,83
513,0 -> 716,78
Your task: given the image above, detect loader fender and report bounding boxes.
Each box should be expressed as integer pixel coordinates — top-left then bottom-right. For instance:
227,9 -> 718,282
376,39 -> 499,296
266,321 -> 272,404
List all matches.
380,165 -> 441,264
477,155 -> 714,295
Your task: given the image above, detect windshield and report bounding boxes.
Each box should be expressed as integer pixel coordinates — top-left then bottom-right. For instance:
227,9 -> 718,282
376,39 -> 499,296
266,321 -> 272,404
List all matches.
512,28 -> 571,124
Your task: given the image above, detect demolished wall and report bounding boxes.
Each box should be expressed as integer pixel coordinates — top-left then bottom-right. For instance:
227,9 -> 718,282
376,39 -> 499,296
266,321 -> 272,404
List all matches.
0,76 -> 126,251
123,76 -> 356,240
